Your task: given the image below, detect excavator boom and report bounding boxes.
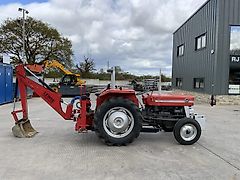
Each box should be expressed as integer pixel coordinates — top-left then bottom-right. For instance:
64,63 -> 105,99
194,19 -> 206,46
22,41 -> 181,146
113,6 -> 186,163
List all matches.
43,60 -> 75,75
26,59 -> 86,85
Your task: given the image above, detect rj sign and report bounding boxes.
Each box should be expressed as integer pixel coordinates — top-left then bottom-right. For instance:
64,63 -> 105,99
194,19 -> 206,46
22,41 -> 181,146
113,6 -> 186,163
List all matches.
230,55 -> 240,63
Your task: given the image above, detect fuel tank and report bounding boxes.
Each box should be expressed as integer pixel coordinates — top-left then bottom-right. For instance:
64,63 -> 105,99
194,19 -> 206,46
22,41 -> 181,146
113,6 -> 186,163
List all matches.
142,93 -> 194,107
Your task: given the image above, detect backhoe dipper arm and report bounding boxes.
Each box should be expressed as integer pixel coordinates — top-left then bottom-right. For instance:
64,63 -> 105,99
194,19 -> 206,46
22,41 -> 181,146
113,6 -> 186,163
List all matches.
12,64 -> 74,121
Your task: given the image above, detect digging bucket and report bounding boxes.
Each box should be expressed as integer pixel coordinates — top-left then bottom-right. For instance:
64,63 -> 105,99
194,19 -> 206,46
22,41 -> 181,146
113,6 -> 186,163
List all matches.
12,119 -> 38,138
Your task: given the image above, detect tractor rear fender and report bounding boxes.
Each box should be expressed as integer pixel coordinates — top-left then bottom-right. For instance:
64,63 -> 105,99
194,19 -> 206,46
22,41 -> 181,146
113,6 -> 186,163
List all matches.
96,89 -> 138,109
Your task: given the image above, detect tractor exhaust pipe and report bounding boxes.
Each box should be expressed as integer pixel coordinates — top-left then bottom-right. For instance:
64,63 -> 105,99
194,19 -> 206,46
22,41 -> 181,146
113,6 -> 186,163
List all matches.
12,119 -> 38,138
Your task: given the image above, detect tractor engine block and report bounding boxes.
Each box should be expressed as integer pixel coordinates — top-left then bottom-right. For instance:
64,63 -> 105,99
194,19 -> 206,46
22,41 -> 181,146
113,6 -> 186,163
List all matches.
142,105 -> 186,126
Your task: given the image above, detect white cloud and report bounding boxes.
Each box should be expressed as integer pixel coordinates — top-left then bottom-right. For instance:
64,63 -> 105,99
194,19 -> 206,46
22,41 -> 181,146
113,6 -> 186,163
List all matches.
0,0 -> 207,76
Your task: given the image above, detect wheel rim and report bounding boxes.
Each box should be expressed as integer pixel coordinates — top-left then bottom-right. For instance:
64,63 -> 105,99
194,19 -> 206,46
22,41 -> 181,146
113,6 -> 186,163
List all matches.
103,107 -> 134,138
180,123 -> 197,141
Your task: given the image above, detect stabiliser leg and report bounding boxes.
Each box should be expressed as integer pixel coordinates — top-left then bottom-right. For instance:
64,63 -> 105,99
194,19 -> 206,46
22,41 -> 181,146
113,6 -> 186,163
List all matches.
75,96 -> 88,132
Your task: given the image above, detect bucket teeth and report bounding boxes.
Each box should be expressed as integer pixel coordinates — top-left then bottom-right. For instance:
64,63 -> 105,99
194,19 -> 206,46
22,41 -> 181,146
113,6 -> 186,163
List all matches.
12,119 -> 38,138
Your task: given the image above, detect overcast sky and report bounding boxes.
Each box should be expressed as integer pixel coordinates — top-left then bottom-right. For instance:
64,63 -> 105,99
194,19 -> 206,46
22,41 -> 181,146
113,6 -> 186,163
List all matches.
0,0 -> 207,76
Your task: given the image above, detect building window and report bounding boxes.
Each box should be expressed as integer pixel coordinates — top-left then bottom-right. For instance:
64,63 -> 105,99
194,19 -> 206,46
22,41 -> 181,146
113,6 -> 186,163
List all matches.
177,44 -> 184,56
194,78 -> 204,89
176,78 -> 183,87
195,33 -> 206,50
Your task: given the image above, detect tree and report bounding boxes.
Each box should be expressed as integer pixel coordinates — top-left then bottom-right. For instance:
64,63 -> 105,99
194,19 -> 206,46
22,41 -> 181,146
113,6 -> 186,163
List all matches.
0,17 -> 73,66
99,68 -> 104,74
76,56 -> 96,77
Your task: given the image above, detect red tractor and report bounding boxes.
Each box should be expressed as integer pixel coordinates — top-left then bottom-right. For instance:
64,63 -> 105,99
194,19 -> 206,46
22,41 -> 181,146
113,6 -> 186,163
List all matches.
12,64 -> 205,145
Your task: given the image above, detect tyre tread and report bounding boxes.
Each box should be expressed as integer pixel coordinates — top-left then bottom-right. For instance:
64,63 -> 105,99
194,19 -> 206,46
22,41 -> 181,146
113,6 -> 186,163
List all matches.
94,97 -> 142,146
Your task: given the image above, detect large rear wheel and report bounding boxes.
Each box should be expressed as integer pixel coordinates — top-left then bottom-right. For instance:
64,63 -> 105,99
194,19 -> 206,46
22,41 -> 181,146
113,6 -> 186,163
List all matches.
94,97 -> 142,146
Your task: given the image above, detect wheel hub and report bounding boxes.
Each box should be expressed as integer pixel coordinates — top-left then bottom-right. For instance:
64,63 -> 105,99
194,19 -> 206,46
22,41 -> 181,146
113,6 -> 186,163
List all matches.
180,124 -> 197,141
108,112 -> 129,133
103,107 -> 134,138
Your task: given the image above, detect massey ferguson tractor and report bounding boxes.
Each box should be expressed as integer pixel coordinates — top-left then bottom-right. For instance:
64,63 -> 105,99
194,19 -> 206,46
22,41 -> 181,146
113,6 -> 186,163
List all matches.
11,64 -> 205,146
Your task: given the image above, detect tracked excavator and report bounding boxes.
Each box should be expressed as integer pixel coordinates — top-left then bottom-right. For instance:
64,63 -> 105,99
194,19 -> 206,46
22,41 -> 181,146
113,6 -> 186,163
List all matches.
26,59 -> 87,96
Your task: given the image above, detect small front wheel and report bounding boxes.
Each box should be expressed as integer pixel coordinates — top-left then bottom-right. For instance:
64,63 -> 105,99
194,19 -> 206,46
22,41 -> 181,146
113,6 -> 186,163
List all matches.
173,118 -> 201,145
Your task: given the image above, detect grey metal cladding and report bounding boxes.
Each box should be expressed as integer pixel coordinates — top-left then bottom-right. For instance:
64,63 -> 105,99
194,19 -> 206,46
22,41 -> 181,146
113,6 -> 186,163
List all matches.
172,0 -> 217,94
173,0 -> 240,95
215,0 -> 240,94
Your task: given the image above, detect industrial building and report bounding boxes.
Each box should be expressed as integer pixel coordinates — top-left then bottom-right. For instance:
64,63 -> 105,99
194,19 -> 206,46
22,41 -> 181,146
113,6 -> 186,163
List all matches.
172,0 -> 240,95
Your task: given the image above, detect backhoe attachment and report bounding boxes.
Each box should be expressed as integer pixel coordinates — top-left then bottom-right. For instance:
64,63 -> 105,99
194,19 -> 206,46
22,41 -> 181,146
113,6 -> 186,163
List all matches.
11,64 -> 88,138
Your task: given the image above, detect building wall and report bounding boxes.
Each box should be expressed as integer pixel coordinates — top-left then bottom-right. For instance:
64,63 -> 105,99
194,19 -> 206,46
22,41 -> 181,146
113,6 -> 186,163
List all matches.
214,0 -> 240,94
172,0 -> 217,94
173,0 -> 240,95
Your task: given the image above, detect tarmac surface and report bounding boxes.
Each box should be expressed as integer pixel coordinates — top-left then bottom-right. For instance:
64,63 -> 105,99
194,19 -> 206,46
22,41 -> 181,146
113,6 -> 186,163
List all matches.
0,96 -> 240,180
